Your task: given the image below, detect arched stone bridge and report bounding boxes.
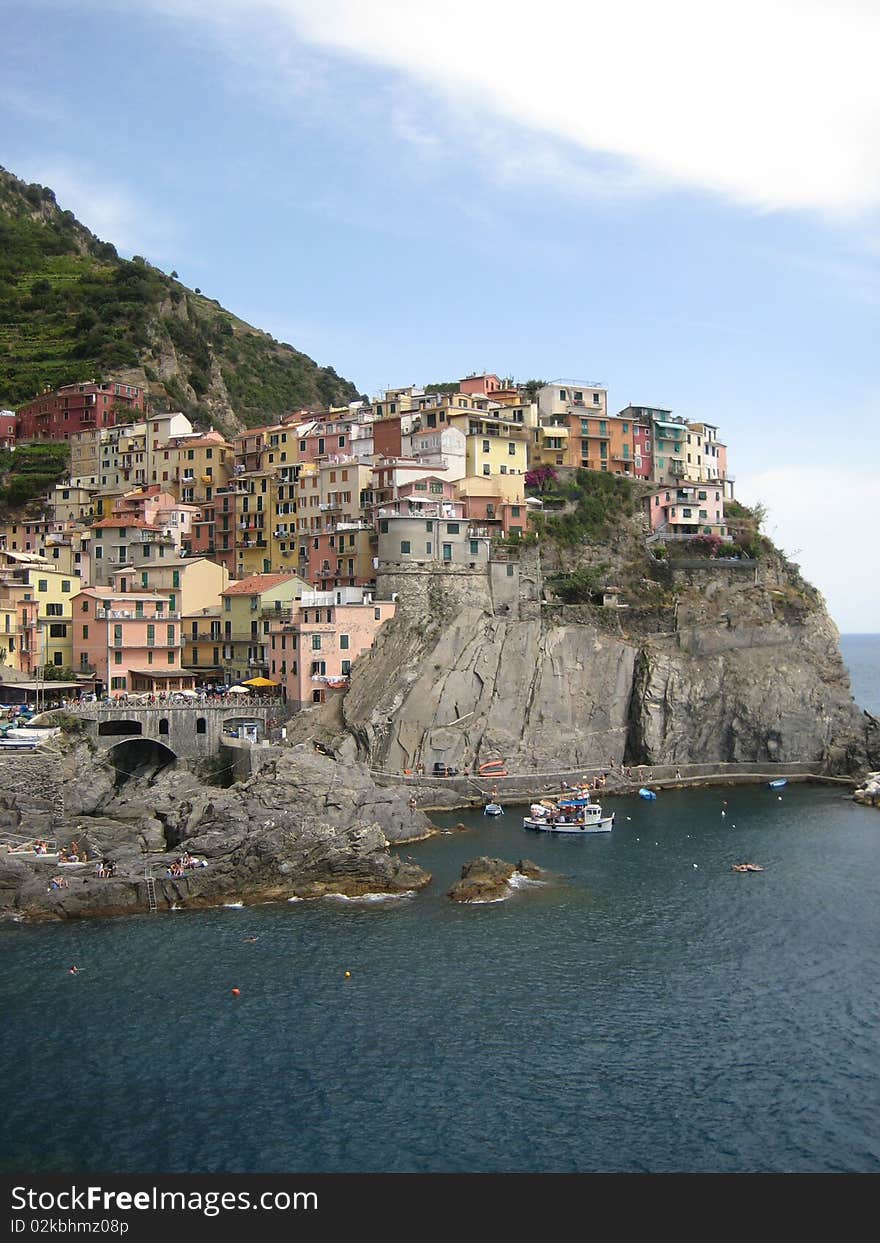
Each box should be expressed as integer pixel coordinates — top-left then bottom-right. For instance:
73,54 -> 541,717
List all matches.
73,704 -> 275,761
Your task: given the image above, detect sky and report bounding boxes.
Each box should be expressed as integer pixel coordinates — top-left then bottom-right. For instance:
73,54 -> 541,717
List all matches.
1,0 -> 877,631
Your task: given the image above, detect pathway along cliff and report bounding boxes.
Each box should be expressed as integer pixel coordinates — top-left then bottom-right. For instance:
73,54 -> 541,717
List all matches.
1,529 -> 877,921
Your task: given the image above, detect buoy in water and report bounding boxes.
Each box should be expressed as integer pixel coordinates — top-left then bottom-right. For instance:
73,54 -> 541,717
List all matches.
344,970 -> 351,979
231,987 -> 241,997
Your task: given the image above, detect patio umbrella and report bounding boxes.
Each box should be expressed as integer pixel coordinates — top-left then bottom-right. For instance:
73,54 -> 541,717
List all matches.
242,677 -> 279,688
227,685 -> 249,694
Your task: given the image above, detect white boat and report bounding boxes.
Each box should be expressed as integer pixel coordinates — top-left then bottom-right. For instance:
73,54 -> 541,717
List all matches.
484,803 -> 504,816
523,797 -> 614,834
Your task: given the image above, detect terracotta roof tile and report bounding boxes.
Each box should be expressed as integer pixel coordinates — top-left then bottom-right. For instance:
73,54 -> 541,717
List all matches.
222,573 -> 301,596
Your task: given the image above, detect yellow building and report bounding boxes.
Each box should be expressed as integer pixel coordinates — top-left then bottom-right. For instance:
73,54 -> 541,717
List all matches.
110,555 -> 228,617
0,552 -> 80,671
446,406 -> 529,479
219,572 -> 310,684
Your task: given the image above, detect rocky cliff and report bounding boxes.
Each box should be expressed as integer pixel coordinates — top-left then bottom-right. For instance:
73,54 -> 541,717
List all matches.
0,742 -> 433,919
337,544 -> 878,778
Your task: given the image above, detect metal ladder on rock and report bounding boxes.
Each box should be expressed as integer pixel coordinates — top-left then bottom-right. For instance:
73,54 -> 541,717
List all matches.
144,868 -> 158,914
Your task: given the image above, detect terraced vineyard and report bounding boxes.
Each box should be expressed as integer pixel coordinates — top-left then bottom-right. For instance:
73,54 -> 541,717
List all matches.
0,165 -> 361,427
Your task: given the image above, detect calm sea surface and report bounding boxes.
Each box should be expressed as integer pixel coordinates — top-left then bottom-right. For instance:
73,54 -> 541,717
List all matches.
1,638 -> 879,1174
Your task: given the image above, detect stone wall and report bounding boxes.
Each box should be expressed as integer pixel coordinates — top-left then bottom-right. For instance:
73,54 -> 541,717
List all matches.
0,747 -> 65,830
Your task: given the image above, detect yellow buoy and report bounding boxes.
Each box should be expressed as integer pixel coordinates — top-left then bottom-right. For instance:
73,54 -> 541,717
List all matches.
344,970 -> 351,979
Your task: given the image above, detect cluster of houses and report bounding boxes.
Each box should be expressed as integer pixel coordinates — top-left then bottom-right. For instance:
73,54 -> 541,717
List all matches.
0,374 -> 734,705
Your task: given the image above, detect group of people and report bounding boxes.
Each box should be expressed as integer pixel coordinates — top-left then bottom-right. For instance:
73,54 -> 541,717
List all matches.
94,859 -> 117,878
166,851 -> 208,877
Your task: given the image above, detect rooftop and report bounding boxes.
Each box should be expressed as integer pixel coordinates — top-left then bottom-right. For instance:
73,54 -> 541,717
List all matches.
222,573 -> 303,597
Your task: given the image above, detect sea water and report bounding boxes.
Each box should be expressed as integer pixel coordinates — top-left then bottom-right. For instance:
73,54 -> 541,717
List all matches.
0,640 -> 878,1174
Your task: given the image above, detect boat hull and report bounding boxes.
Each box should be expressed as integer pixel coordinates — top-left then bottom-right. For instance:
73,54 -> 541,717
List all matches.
523,814 -> 614,834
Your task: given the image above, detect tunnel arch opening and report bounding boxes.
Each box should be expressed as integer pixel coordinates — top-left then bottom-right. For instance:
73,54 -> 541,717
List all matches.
107,737 -> 177,785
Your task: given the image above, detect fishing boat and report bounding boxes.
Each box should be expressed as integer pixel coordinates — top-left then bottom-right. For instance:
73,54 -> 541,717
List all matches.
768,779 -> 788,789
483,802 -> 504,816
638,787 -> 657,800
523,796 -> 614,834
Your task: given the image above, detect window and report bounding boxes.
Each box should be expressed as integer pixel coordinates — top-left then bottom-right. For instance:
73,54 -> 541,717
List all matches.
559,389 -> 567,400
312,634 -> 322,650
46,602 -> 63,616
341,659 -> 351,676
147,624 -> 155,647
37,579 -> 48,592
113,651 -> 123,665
508,442 -> 516,455
400,540 -> 411,554
482,440 -> 490,453
442,543 -> 453,562
61,580 -> 71,593
506,564 -> 515,577
446,522 -> 459,534
49,623 -> 67,637
196,718 -> 207,734
110,677 -> 127,691
82,624 -> 89,639
482,464 -> 490,476
374,608 -> 381,620
340,634 -> 350,650
167,625 -> 175,646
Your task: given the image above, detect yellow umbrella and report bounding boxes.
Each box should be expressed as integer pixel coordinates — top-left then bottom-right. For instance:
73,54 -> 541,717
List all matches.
242,676 -> 280,688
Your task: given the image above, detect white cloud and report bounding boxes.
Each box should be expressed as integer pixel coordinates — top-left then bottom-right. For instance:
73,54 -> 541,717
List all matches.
738,467 -> 878,633
10,157 -> 177,263
116,0 -> 880,216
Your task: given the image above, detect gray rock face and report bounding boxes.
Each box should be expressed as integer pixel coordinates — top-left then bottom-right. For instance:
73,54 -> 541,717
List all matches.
342,554 -> 877,778
0,744 -> 432,919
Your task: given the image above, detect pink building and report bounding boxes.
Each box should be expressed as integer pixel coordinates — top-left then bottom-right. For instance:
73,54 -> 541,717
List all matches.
459,373 -> 502,397
646,485 -> 727,540
268,590 -> 396,709
72,586 -> 194,696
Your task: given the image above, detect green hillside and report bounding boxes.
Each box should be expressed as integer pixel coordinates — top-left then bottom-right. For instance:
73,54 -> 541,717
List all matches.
0,167 -> 361,431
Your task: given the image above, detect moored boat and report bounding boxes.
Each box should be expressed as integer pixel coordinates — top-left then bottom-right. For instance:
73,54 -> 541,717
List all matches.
523,797 -> 614,834
483,802 -> 504,816
768,779 -> 788,789
638,787 -> 657,800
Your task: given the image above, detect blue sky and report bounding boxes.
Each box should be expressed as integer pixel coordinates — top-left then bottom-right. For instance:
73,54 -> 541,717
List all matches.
2,0 -> 878,631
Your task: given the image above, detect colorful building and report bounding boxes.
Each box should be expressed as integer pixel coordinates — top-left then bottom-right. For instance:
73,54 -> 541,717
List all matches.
268,588 -> 396,708
0,552 -> 80,671
16,381 -> 144,443
72,586 -> 193,695
645,484 -> 728,541
219,572 -> 310,685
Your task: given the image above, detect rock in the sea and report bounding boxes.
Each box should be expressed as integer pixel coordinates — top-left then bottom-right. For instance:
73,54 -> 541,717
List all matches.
447,856 -> 546,903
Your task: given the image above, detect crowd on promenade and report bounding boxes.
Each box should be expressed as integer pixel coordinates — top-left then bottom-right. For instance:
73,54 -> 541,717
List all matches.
62,690 -> 274,709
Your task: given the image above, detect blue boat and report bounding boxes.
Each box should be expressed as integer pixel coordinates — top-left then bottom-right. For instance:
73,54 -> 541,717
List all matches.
768,779 -> 788,789
638,788 -> 657,800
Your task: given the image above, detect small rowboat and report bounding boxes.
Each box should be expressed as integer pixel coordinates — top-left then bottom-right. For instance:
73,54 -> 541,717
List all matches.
638,788 -> 657,800
483,803 -> 504,816
768,779 -> 788,789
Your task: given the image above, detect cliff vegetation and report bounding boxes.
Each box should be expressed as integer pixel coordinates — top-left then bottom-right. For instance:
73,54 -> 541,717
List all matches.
0,166 -> 361,433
